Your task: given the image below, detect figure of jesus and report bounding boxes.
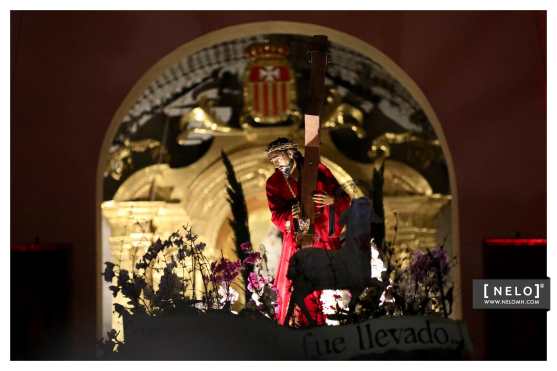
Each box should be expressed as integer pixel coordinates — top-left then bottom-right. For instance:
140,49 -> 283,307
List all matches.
264,137 -> 351,326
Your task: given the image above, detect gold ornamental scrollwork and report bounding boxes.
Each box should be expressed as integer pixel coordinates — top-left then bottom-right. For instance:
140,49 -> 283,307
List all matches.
369,132 -> 442,164
177,96 -> 244,145
104,139 -> 163,181
322,88 -> 367,139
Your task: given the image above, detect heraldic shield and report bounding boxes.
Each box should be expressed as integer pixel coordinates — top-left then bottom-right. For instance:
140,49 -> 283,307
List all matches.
243,43 -> 300,126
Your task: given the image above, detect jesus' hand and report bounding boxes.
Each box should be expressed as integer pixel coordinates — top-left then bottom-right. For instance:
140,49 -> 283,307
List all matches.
312,192 -> 334,208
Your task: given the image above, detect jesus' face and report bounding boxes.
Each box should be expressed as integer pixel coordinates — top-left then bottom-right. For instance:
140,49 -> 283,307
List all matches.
269,151 -> 294,177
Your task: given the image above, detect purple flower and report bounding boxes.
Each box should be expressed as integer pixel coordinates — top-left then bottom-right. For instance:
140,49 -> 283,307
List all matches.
242,251 -> 261,266
431,248 -> 449,274
410,250 -> 430,282
271,282 -> 281,316
409,247 -> 450,282
247,271 -> 267,292
240,242 -> 253,253
211,257 -> 242,285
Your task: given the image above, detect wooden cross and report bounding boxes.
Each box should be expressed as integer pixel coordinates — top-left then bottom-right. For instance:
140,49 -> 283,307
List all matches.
297,35 -> 329,248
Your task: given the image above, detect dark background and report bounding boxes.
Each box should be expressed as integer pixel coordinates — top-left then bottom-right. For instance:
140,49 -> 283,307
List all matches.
11,11 -> 546,359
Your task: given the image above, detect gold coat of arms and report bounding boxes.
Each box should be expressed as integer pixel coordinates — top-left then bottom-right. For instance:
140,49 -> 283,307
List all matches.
242,43 -> 300,126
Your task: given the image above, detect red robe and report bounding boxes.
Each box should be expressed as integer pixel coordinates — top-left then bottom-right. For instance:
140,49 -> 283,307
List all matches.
265,162 -> 351,326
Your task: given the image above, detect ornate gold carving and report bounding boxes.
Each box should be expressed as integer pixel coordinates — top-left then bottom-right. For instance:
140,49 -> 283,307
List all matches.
104,139 -> 162,180
178,96 -> 244,146
369,132 -> 441,164
177,54 -> 369,148
322,88 -> 367,139
383,194 -> 452,254
381,160 -> 433,196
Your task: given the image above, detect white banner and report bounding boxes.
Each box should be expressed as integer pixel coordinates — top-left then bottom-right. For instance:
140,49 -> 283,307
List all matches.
292,316 -> 472,360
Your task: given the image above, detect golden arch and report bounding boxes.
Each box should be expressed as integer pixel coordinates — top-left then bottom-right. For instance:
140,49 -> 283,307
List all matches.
96,21 -> 462,336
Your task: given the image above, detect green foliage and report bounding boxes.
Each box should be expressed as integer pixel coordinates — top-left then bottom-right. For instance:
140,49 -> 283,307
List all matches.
221,150 -> 253,297
345,162 -> 455,322
98,224 -> 278,358
370,162 -> 385,249
382,243 -> 456,318
99,226 -> 217,355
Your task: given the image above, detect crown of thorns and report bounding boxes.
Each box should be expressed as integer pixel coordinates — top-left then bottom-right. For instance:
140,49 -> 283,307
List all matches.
265,141 -> 298,159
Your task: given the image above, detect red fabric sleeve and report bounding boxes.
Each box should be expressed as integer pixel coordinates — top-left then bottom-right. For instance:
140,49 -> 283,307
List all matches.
265,178 -> 294,234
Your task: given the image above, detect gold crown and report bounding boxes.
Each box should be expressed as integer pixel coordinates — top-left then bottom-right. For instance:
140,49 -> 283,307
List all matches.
245,43 -> 289,59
